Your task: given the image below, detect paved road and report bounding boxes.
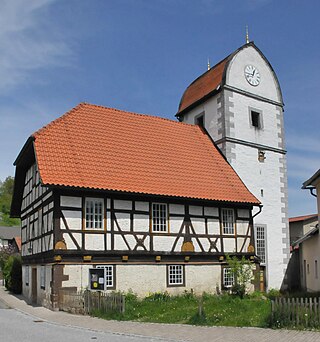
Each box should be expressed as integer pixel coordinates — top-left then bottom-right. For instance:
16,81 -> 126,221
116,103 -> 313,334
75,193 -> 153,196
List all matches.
0,298 -> 174,342
1,288 -> 320,342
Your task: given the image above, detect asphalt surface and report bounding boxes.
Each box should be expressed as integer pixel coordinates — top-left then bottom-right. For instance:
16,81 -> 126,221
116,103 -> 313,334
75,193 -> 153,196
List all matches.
0,297 -> 175,342
1,288 -> 320,342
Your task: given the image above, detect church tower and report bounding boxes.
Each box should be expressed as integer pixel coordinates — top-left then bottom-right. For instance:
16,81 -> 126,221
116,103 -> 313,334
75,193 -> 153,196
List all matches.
176,41 -> 289,289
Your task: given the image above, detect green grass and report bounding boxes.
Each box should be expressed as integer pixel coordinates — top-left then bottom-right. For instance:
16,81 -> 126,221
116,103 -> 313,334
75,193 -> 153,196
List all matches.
91,292 -> 272,328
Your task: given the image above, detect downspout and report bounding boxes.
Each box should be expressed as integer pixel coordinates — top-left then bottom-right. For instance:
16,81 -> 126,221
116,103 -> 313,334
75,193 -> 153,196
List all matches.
309,188 -> 317,198
252,204 -> 263,219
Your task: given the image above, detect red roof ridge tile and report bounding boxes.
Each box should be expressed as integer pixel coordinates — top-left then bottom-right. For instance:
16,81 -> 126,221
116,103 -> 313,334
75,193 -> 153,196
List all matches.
33,102 -> 196,139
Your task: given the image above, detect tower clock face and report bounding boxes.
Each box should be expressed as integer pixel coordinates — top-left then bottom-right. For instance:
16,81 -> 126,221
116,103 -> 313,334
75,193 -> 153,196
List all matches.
244,65 -> 260,86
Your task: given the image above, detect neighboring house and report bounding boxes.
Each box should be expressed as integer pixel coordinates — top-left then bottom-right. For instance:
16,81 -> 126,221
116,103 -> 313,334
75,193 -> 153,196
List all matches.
0,226 -> 21,249
176,41 -> 289,290
289,214 -> 318,245
11,103 -> 261,309
290,169 -> 320,292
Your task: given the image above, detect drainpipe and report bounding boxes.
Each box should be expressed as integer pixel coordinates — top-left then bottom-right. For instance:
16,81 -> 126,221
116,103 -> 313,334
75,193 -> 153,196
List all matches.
252,204 -> 263,219
309,188 -> 317,198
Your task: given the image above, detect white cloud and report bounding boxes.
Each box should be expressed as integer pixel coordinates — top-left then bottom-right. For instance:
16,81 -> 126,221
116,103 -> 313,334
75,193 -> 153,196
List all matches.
0,0 -> 74,90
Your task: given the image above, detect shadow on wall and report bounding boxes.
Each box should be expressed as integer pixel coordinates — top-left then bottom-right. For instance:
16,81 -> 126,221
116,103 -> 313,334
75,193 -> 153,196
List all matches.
281,251 -> 301,292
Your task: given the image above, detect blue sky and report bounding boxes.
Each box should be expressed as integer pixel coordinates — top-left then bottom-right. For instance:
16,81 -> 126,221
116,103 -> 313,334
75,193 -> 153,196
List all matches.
0,0 -> 319,216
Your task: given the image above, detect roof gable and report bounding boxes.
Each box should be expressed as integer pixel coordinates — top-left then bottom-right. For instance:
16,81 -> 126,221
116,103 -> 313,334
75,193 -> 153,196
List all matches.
27,103 -> 259,205
176,42 -> 283,117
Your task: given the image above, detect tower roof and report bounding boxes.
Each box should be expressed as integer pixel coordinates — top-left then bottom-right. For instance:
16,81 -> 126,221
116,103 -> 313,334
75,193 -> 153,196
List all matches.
176,42 -> 283,118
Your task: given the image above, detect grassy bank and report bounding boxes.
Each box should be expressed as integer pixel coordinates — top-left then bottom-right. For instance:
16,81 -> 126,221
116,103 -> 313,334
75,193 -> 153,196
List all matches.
92,292 -> 272,328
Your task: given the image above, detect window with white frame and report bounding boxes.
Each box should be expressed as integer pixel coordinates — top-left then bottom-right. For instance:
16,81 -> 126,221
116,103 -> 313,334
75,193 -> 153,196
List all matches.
223,267 -> 234,288
25,266 -> 29,286
222,209 -> 235,234
96,265 -> 115,289
168,265 -> 184,286
85,198 -> 104,229
152,203 -> 167,232
40,266 -> 45,289
255,225 -> 266,264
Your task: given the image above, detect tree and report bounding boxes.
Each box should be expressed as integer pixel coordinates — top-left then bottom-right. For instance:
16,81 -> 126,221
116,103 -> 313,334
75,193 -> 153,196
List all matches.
0,176 -> 20,226
226,254 -> 254,298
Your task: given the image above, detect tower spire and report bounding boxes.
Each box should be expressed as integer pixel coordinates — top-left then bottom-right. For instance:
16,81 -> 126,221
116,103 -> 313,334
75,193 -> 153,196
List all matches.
207,58 -> 210,71
246,25 -> 249,44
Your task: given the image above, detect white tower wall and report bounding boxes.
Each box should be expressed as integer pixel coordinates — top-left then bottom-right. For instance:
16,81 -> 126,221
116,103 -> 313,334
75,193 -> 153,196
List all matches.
181,44 -> 289,289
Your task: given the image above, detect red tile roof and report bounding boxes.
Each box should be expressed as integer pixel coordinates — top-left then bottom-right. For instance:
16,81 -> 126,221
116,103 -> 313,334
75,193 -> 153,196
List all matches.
289,214 -> 318,223
33,103 -> 259,205
14,237 -> 21,252
177,57 -> 228,115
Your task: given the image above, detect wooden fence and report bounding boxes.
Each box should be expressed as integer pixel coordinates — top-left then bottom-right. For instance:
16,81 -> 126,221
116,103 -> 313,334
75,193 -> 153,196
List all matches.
58,290 -> 125,315
271,297 -> 320,328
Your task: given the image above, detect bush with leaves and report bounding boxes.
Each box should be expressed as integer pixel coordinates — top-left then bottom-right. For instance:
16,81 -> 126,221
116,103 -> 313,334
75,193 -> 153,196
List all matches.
226,254 -> 254,299
3,255 -> 22,294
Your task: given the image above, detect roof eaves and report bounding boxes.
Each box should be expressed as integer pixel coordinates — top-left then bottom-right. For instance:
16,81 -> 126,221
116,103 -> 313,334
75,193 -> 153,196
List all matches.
302,169 -> 320,189
44,183 -> 260,206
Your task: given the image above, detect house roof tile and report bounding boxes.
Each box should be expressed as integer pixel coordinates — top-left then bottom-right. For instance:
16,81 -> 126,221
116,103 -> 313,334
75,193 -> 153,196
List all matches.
32,103 -> 259,205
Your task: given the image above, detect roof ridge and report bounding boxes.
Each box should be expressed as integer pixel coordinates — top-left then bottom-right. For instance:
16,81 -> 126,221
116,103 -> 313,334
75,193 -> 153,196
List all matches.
82,102 -> 195,126
32,103 -> 85,137
32,102 -> 197,138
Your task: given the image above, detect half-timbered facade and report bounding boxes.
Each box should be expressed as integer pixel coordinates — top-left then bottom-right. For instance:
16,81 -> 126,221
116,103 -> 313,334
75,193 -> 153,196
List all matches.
11,103 -> 260,309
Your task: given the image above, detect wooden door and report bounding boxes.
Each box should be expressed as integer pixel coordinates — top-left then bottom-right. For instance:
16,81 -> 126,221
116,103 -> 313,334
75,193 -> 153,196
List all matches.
31,268 -> 37,304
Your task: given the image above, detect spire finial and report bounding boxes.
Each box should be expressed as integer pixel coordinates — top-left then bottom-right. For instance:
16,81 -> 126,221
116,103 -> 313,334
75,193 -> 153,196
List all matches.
246,25 -> 249,44
207,58 -> 210,71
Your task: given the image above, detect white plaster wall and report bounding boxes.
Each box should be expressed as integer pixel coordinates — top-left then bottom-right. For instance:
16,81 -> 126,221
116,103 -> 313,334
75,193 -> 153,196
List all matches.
237,221 -> 249,235
60,196 -> 82,208
63,264 -> 92,290
114,200 -> 132,210
228,92 -> 282,148
22,265 -> 32,302
238,209 -> 250,218
169,204 -> 185,214
116,213 -> 130,231
224,238 -> 236,253
62,264 -> 226,297
301,235 -> 320,292
182,95 -> 221,143
133,214 -> 149,232
204,207 -> 219,217
63,232 -> 81,250
191,217 -> 205,234
170,217 -> 184,234
189,206 -> 202,216
230,143 -> 286,288
62,210 -> 82,230
226,45 -> 281,102
85,234 -> 104,250
22,265 -> 52,308
135,201 -> 149,212
116,264 -> 221,297
153,236 -> 176,251
207,219 -> 220,235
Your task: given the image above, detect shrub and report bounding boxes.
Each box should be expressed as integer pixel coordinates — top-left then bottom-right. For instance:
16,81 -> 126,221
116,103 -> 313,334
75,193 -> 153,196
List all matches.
144,291 -> 170,302
226,254 -> 254,299
3,255 -> 22,294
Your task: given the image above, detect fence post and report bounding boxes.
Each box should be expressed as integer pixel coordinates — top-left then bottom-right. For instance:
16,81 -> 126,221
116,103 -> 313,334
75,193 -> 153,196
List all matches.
122,294 -> 125,314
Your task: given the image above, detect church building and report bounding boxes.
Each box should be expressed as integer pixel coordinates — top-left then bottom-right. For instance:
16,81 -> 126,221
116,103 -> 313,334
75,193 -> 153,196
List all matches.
11,38 -> 288,308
